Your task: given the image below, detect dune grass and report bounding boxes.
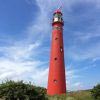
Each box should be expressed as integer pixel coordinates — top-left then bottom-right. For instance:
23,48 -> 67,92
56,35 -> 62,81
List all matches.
47,90 -> 93,100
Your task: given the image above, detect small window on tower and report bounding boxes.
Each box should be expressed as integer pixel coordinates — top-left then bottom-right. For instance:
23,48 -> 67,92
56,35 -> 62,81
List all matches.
54,58 -> 57,60
60,47 -> 63,52
53,79 -> 58,83
55,37 -> 58,40
54,18 -> 59,22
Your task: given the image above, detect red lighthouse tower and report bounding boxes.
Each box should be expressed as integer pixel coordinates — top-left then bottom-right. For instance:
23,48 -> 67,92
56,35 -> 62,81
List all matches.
47,9 -> 66,95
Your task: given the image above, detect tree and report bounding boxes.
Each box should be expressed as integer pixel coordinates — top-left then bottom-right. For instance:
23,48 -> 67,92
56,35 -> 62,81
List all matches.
91,84 -> 100,100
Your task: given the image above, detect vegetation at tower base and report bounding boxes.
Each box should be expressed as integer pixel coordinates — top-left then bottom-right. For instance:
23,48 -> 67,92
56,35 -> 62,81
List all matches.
0,80 -> 46,100
0,80 -> 99,100
47,90 -> 93,100
91,84 -> 100,100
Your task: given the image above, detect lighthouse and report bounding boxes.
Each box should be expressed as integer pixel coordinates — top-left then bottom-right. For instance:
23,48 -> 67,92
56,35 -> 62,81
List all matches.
47,9 -> 66,95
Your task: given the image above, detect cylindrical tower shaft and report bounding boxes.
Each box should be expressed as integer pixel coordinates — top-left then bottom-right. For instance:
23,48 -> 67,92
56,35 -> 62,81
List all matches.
47,9 -> 66,95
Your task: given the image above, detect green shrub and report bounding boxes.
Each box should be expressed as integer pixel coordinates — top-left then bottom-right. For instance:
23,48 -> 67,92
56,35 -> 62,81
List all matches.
0,80 -> 46,100
91,84 -> 100,100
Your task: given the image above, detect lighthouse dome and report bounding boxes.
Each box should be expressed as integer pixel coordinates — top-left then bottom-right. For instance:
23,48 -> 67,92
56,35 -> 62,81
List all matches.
54,9 -> 62,15
52,9 -> 64,26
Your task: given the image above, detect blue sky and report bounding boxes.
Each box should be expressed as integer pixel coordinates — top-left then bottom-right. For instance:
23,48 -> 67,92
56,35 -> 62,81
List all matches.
0,0 -> 100,91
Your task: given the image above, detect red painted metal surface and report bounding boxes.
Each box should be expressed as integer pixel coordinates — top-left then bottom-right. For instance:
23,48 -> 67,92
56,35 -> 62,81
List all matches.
54,9 -> 62,15
47,10 -> 66,95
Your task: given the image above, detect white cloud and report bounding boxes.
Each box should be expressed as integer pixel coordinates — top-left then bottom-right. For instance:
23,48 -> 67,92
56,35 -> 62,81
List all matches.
72,82 -> 83,91
0,58 -> 48,86
31,68 -> 49,87
0,41 -> 48,87
24,0 -> 54,42
0,41 -> 41,61
0,39 -> 48,87
66,67 -> 82,91
92,57 -> 100,62
75,25 -> 100,42
67,69 -> 81,79
66,41 -> 100,61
